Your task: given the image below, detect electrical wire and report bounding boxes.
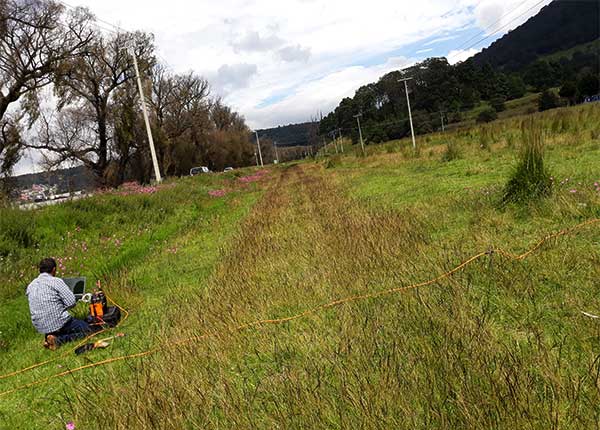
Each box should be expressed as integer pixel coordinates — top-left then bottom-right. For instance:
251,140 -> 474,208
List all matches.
450,0 -> 548,54
448,0 -> 549,60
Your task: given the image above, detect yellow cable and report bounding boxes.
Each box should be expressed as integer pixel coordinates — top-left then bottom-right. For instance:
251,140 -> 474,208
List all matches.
0,218 -> 597,397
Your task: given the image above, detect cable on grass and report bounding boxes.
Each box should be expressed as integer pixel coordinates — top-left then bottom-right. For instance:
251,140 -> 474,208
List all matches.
0,218 -> 598,397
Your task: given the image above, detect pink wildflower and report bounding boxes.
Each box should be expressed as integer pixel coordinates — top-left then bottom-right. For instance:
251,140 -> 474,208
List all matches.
569,189 -> 577,194
209,189 -> 228,198
66,422 -> 75,430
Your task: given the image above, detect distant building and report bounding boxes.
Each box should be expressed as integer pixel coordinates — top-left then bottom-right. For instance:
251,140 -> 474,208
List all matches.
19,184 -> 58,203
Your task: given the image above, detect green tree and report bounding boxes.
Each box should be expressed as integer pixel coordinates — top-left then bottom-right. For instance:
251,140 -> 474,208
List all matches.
491,96 -> 506,112
538,90 -> 560,112
524,61 -> 557,91
577,74 -> 600,98
559,81 -> 577,105
477,108 -> 497,123
506,75 -> 526,100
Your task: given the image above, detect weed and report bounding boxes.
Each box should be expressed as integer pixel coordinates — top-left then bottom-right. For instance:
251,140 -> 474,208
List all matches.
479,126 -> 492,151
0,208 -> 37,257
325,156 -> 341,169
506,132 -> 515,149
503,118 -> 552,204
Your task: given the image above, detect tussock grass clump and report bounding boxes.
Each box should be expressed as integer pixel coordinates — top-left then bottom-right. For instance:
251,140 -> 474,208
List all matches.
503,118 -> 552,204
441,140 -> 461,162
324,155 -> 342,169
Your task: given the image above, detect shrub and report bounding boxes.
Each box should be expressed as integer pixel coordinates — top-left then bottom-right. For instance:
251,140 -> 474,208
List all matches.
503,118 -> 552,204
491,96 -> 506,112
477,108 -> 497,124
538,90 -> 559,112
559,81 -> 577,105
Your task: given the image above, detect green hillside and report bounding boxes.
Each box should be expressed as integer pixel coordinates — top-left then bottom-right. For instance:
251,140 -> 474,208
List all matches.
542,38 -> 600,62
0,104 -> 599,429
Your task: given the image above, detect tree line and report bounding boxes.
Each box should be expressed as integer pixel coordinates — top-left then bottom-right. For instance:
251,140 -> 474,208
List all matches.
319,50 -> 599,145
0,0 -> 257,190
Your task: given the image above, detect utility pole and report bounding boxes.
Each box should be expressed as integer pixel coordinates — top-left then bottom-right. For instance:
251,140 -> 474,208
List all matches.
440,111 -> 445,132
354,113 -> 366,156
331,131 -> 339,154
338,128 -> 344,153
255,131 -> 264,167
273,141 -> 280,164
399,77 -> 416,150
254,151 -> 259,167
129,46 -> 162,183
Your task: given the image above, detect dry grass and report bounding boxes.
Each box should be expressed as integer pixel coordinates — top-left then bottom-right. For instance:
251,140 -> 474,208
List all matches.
2,104 -> 599,429
75,161 -> 599,429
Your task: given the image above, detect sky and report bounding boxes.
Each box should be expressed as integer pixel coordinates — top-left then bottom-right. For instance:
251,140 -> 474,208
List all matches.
14,0 -> 552,175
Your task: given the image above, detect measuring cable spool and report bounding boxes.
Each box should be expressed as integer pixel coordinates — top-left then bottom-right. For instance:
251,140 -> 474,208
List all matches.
87,290 -> 121,328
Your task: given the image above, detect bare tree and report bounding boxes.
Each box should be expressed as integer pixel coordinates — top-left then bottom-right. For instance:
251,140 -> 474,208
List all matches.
0,0 -> 93,176
207,98 -> 254,169
27,31 -> 155,185
150,69 -> 212,175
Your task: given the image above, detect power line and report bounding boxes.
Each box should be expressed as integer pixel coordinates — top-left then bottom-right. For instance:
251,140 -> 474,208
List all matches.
450,0 -> 544,54
449,0 -> 548,60
55,0 -> 125,34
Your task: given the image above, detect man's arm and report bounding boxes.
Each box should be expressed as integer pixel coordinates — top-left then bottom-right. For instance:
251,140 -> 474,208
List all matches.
54,279 -> 77,310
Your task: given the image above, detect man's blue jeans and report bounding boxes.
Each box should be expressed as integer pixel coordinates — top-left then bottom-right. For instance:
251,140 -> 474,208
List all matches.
50,318 -> 97,345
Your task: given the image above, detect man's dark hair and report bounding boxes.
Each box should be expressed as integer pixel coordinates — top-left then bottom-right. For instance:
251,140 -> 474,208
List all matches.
39,258 -> 57,274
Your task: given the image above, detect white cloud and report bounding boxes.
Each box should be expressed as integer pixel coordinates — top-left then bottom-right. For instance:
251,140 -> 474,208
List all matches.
423,35 -> 459,46
211,63 -> 259,94
277,45 -> 311,63
447,48 -> 480,64
473,0 -> 553,35
244,56 -> 414,129
12,0 -> 553,175
232,31 -> 284,53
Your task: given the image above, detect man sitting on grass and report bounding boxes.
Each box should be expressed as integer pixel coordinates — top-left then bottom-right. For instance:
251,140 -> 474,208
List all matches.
26,258 -> 96,350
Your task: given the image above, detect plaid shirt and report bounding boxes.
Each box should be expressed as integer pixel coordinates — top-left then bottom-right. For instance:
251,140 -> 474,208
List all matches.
26,273 -> 76,334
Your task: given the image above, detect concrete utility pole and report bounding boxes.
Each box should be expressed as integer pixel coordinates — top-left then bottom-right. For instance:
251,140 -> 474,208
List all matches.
255,131 -> 264,167
440,111 -> 445,132
254,151 -> 259,167
354,113 -> 366,156
273,141 -> 280,164
399,77 -> 416,150
338,128 -> 344,153
129,47 -> 162,183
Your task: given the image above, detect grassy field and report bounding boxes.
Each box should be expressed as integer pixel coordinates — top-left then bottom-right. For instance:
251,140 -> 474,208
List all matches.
0,104 -> 599,429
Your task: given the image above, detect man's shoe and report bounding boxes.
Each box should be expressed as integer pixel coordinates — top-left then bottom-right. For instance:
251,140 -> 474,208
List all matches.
44,335 -> 58,351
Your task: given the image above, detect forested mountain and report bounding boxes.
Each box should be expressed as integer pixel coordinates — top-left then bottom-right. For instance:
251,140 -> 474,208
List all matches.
257,122 -> 319,148
472,0 -> 599,71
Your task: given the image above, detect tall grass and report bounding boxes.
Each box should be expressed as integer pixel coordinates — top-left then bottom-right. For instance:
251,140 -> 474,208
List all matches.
1,104 -> 599,429
503,118 -> 552,204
